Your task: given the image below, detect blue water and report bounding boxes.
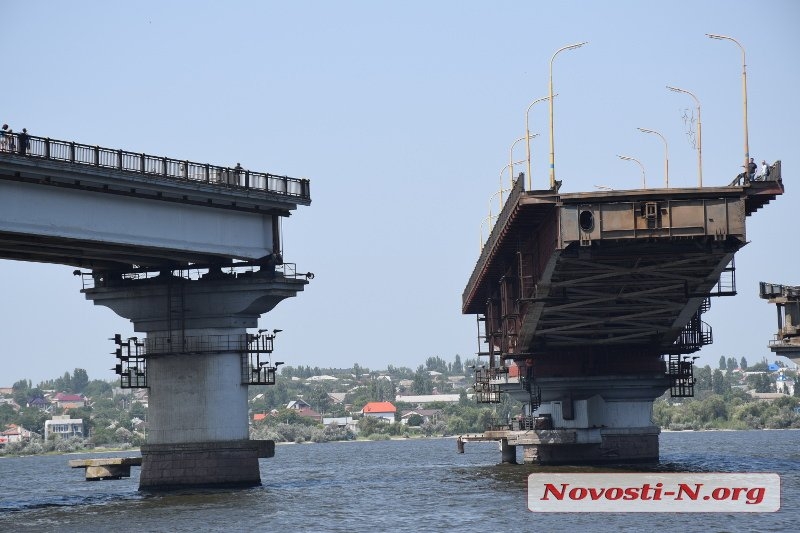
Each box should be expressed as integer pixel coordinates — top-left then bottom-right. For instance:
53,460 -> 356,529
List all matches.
1,431 -> 798,532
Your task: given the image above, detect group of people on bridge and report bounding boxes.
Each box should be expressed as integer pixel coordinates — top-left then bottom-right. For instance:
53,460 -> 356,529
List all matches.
0,124 -> 30,155
732,156 -> 772,186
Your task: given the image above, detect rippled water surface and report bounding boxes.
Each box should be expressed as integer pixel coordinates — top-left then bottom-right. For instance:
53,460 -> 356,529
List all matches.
1,431 -> 798,532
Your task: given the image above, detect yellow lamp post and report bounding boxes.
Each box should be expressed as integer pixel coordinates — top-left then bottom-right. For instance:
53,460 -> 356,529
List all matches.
637,127 -> 669,188
511,133 -> 538,189
498,160 -> 526,212
707,33 -> 749,180
667,85 -> 702,187
548,41 -> 588,189
525,94 -> 556,190
617,155 -> 647,189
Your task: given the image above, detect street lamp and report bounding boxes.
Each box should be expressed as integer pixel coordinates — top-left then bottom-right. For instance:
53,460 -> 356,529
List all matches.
497,160 -> 525,212
511,133 -> 538,189
549,41 -> 588,189
617,155 -> 647,188
637,127 -> 669,188
667,85 -> 702,187
525,94 -> 556,190
707,33 -> 749,179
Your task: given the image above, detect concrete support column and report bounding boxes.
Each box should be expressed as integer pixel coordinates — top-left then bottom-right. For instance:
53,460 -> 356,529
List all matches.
500,438 -> 517,464
84,271 -> 305,489
505,373 -> 670,465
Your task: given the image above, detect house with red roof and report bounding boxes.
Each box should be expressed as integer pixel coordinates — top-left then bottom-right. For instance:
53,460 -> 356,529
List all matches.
361,401 -> 397,424
54,393 -> 87,410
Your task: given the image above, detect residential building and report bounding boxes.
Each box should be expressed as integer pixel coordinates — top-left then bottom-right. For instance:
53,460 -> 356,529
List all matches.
395,394 -> 464,405
361,401 -> 396,423
285,400 -> 321,422
322,417 -> 358,433
44,415 -> 84,440
53,393 -> 86,410
400,409 -> 441,425
1,424 -> 34,444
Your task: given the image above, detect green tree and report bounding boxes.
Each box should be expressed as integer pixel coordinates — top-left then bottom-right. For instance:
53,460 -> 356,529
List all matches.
695,365 -> 712,391
712,369 -> 729,395
407,414 -> 423,426
18,408 -> 48,435
718,356 -> 726,371
452,354 -> 463,374
71,368 -> 90,394
740,356 -> 748,370
425,356 -> 448,374
0,403 -> 16,427
412,365 -> 433,395
726,357 -> 737,374
306,385 -> 332,416
84,379 -> 112,399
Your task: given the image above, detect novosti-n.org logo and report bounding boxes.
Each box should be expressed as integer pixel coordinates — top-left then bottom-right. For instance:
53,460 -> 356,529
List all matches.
528,473 -> 780,512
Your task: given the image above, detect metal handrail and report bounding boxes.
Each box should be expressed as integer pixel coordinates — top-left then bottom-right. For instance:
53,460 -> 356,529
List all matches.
0,132 -> 311,200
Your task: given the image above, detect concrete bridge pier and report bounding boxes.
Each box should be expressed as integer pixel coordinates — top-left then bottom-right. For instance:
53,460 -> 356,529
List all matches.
84,270 -> 306,490
499,438 -> 517,464
516,372 -> 670,465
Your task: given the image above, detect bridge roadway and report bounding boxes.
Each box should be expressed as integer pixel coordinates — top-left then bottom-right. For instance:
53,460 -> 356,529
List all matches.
0,133 -> 310,271
0,132 -> 312,489
461,166 -> 784,465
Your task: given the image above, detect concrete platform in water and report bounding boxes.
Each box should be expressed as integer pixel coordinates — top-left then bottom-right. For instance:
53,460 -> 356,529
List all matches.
69,457 -> 143,480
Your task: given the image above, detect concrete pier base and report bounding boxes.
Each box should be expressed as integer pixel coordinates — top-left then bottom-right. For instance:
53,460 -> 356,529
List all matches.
521,429 -> 659,465
467,371 -> 671,465
500,438 -> 517,464
139,440 -> 274,490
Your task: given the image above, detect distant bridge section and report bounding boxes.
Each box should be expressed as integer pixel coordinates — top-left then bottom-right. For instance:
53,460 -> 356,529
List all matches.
0,133 -> 310,271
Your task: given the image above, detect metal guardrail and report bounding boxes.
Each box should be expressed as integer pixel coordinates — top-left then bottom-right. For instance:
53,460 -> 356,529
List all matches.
75,262 -> 314,289
0,132 -> 310,200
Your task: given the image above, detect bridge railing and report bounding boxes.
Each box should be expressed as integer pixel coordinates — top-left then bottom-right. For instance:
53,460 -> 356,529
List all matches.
4,133 -> 310,201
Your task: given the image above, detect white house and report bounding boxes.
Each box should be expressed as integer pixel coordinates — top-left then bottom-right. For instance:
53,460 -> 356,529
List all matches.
44,415 -> 84,440
361,401 -> 397,423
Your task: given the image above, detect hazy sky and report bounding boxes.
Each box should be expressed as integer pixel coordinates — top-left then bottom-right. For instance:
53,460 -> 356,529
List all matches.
2,1 -> 798,385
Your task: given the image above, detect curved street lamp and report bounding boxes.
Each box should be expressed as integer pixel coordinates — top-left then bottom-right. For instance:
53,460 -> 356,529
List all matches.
617,154 -> 647,189
707,33 -> 749,180
497,160 -> 526,212
525,94 -> 556,190
637,127 -> 669,188
511,133 -> 538,189
548,41 -> 588,189
667,85 -> 702,187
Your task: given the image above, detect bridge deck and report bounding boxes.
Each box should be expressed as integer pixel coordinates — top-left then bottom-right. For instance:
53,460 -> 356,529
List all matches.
0,133 -> 312,270
463,171 -> 784,358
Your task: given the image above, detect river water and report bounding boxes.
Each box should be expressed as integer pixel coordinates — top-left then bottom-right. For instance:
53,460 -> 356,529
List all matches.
0,430 -> 798,532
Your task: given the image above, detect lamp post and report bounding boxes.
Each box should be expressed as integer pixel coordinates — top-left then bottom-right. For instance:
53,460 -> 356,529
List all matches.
667,85 -> 702,187
511,134 -> 538,189
637,127 -> 669,188
548,41 -> 588,189
497,160 -> 525,212
707,33 -> 749,179
525,94 -> 556,190
617,155 -> 647,189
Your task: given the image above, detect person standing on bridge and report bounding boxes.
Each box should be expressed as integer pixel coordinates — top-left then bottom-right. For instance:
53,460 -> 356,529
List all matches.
0,124 -> 8,152
17,128 -> 30,156
760,160 -> 770,180
746,157 -> 757,183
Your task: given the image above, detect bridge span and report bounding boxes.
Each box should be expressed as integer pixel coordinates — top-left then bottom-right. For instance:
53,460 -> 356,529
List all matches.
0,132 -> 312,489
460,167 -> 784,464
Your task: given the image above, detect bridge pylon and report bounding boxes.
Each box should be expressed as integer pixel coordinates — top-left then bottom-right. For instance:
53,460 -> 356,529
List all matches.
84,269 -> 307,490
